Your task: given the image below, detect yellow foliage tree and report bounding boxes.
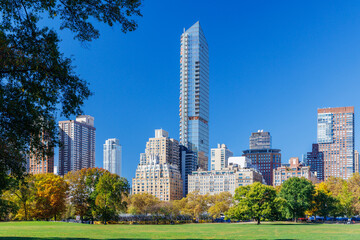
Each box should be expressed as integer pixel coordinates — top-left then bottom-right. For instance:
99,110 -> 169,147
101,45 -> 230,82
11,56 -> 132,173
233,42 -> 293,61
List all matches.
33,173 -> 68,220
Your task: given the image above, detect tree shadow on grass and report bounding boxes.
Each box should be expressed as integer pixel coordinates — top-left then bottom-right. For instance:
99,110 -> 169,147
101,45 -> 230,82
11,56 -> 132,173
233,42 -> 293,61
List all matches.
0,238 -> 296,240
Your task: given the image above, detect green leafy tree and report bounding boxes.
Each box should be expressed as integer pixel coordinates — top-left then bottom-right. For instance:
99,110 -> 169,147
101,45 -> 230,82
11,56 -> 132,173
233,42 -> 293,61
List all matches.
306,182 -> 338,219
65,168 -> 107,221
279,177 -> 315,222
0,0 -> 142,192
6,175 -> 36,220
95,172 -> 129,224
226,182 -> 278,224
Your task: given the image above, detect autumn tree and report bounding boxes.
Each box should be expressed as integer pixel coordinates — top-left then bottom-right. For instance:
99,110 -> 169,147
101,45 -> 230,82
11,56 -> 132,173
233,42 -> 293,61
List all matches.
174,191 -> 210,220
208,192 -> 232,219
127,193 -> 160,215
33,173 -> 68,220
95,172 -> 129,224
326,177 -> 355,217
306,182 -> 338,219
347,173 -> 360,215
279,177 -> 315,222
226,183 -> 279,224
0,0 -> 143,192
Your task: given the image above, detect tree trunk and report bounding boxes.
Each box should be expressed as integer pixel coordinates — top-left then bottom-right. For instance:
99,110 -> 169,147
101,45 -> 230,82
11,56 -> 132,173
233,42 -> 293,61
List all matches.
257,218 -> 261,225
24,202 -> 27,221
294,217 -> 297,223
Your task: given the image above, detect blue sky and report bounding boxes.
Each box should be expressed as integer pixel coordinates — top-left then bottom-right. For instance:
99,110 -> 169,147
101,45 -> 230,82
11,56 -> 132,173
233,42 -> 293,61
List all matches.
55,0 -> 360,181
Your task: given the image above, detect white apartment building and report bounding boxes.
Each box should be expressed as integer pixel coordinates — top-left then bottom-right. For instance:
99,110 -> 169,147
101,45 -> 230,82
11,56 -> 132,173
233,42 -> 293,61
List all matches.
132,129 -> 183,201
188,164 -> 263,195
103,138 -> 122,176
211,144 -> 233,170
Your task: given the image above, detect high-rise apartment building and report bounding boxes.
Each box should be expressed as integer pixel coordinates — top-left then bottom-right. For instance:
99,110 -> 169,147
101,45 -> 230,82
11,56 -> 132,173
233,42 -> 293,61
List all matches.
355,150 -> 359,174
103,138 -> 122,176
179,21 -> 209,171
317,107 -> 354,180
58,115 -> 96,176
180,145 -> 198,197
250,130 -> 272,150
243,131 -> 281,185
306,143 -> 324,181
210,144 -> 233,170
27,134 -> 54,174
132,129 -> 182,201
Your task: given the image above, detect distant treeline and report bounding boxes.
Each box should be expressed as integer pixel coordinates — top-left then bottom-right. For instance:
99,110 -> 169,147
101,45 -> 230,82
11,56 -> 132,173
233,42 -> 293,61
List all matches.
1,168 -> 360,224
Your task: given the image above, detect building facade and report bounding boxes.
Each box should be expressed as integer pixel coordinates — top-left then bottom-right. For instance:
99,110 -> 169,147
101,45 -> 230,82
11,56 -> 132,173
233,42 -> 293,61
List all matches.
180,145 -> 198,197
132,130 -> 183,201
188,164 -> 263,195
306,143 -> 324,181
355,150 -> 359,174
210,144 -> 233,170
250,130 -> 272,150
179,21 -> 209,171
317,107 -> 354,180
273,157 -> 318,186
228,156 -> 254,169
58,115 -> 96,176
242,149 -> 281,186
103,138 -> 122,176
27,135 -> 54,174
243,131 -> 280,185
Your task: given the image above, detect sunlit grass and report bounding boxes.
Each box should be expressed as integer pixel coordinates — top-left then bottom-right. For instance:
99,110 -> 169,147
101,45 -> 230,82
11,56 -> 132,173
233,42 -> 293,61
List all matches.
0,221 -> 360,239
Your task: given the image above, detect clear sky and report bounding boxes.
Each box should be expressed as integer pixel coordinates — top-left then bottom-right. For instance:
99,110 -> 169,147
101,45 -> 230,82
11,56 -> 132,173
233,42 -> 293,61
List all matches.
55,0 -> 360,181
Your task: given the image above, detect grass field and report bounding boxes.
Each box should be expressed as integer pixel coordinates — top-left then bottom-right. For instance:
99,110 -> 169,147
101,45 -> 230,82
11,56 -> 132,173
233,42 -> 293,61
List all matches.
0,221 -> 360,240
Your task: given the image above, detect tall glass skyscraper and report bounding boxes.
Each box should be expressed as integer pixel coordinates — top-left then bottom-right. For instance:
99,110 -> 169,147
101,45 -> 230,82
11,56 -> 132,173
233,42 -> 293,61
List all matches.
317,107 -> 354,180
103,138 -> 122,176
179,21 -> 209,170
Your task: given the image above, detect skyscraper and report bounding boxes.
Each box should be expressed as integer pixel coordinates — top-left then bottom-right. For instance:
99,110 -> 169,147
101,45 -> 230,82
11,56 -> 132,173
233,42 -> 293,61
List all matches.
58,115 -> 96,176
210,144 -> 233,170
179,21 -> 209,171
317,107 -> 354,180
27,134 -> 54,175
243,131 -> 281,185
179,145 -> 197,197
306,143 -> 324,181
103,138 -> 122,176
250,130 -> 272,150
132,129 -> 182,201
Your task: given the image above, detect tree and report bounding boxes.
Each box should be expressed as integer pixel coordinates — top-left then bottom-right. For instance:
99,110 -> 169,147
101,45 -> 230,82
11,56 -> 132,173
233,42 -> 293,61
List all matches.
174,191 -> 210,220
208,192 -> 232,219
0,0 -> 143,192
326,177 -> 355,217
127,193 -> 160,215
95,172 -> 129,224
5,175 -> 35,220
33,173 -> 68,220
347,173 -> 360,215
279,177 -> 315,222
65,168 -> 108,221
306,182 -> 338,219
226,183 -> 278,224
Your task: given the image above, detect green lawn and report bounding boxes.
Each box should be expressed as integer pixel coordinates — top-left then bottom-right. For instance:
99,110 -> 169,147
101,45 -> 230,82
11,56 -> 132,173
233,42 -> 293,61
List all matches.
0,221 -> 360,240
